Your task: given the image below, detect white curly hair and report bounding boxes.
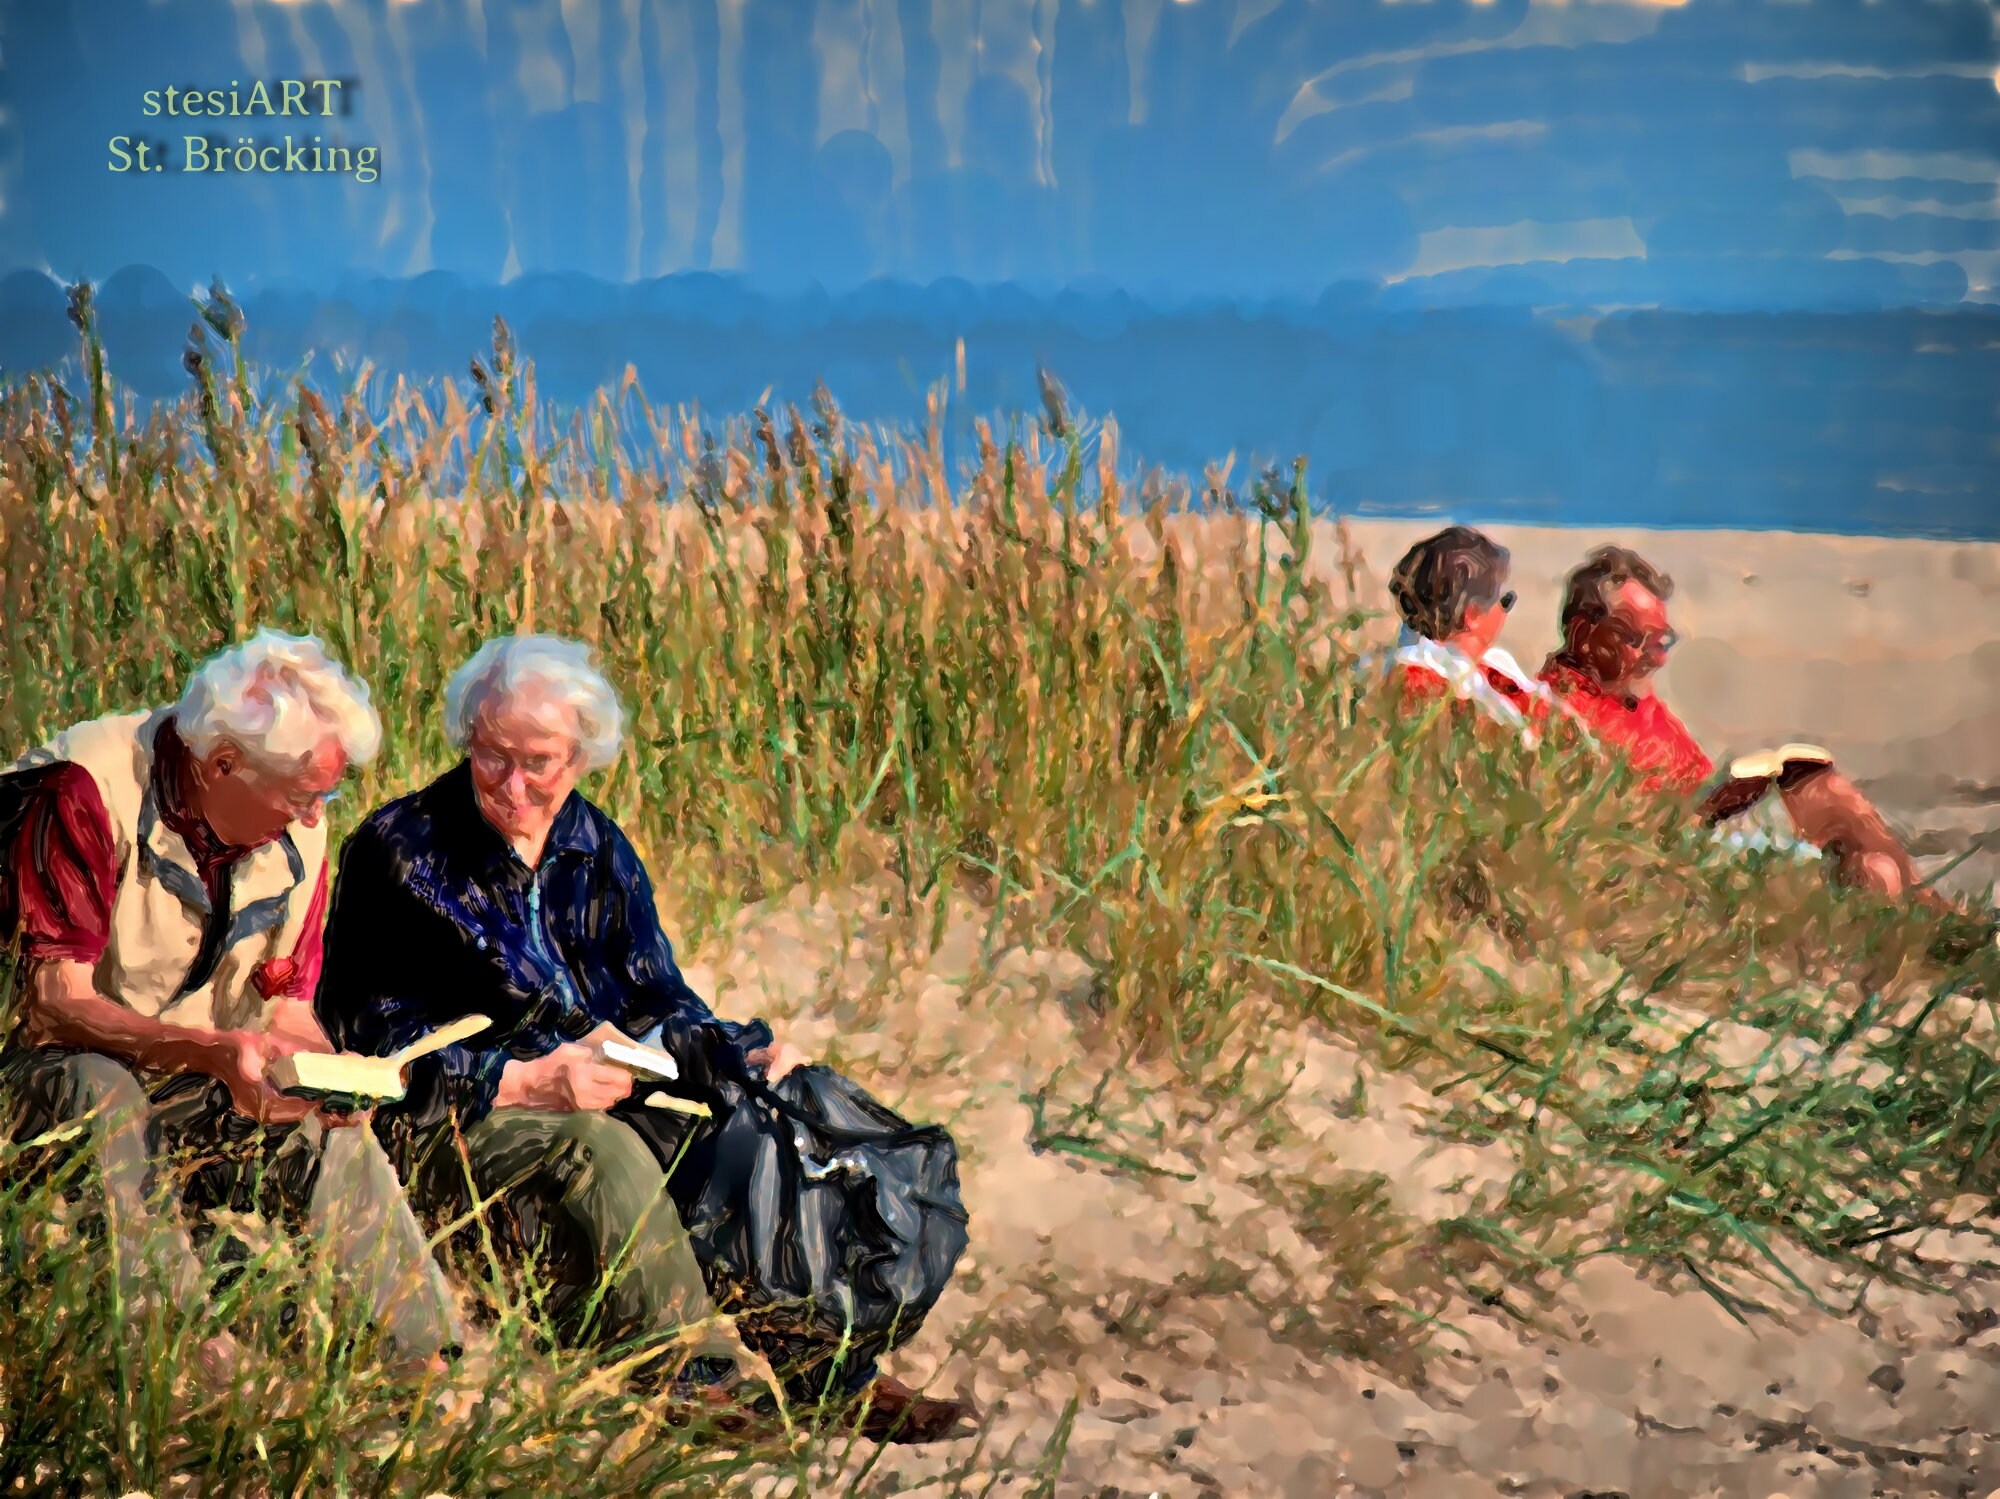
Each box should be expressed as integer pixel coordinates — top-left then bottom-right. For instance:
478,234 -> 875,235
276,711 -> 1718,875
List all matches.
444,635 -> 625,772
174,629 -> 382,776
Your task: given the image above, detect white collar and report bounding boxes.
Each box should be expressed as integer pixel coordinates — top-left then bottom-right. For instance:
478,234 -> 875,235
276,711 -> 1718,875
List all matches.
1382,631 -> 1594,752
1477,645 -> 1545,698
1392,635 -> 1537,733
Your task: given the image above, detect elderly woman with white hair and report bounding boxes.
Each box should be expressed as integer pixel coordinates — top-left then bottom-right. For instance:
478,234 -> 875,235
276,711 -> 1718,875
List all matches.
0,629 -> 460,1377
314,635 -> 973,1440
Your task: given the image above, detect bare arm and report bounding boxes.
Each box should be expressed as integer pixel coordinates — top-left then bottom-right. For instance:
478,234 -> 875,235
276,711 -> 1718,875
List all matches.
1780,768 -> 1940,907
489,1041 -> 635,1112
22,961 -> 317,1124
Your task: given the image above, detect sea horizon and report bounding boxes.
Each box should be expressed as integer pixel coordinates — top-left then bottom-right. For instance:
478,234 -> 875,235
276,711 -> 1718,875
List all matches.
5,264 -> 1997,545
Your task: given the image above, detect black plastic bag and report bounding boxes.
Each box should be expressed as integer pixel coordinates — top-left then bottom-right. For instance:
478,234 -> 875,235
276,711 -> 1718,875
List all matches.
616,1063 -> 969,1401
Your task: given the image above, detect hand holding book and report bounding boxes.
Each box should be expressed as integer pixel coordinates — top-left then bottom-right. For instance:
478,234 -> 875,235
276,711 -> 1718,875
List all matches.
264,1012 -> 494,1109
594,1034 -> 713,1118
1697,742 -> 1835,825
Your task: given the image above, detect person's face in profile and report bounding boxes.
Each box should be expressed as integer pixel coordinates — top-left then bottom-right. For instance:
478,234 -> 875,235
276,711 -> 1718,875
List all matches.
196,736 -> 347,847
1458,580 -> 1517,657
1584,579 -> 1677,693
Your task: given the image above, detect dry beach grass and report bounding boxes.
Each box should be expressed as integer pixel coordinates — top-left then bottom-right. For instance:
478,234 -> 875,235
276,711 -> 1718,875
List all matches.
1,295 -> 1997,1496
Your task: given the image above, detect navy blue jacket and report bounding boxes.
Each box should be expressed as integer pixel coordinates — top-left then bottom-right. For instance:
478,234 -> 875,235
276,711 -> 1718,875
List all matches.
313,762 -> 769,1131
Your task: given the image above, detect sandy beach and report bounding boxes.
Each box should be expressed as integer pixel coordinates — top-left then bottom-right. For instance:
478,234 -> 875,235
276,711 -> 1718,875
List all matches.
689,879 -> 2000,1498
772,504 -> 2000,901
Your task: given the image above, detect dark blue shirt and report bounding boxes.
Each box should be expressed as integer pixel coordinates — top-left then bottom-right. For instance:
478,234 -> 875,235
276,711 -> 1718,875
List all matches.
313,762 -> 770,1131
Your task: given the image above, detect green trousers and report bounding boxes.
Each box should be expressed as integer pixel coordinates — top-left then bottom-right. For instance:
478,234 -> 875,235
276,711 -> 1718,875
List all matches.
4,1048 -> 461,1364
408,1108 -> 741,1364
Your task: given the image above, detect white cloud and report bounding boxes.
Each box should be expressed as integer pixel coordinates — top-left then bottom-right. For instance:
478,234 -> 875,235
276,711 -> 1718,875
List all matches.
815,0 -> 877,145
1125,0 -> 1165,126
1801,155 -> 2000,284
1315,119 -> 1548,175
513,3 -> 570,116
1745,61 -> 1996,83
617,0 -> 652,278
229,0 -> 271,76
1830,193 -> 2000,221
1277,0 -> 1669,143
655,0 -> 702,271
714,0 -> 746,268
1790,148 -> 2000,183
1274,75 -> 1415,139
1396,216 -> 1647,279
1228,0 -> 1286,49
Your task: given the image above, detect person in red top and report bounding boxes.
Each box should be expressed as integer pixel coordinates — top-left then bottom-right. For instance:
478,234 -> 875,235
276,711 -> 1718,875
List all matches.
0,630 -> 458,1382
1537,545 -> 1942,906
1385,526 -> 1559,743
0,722 -> 333,994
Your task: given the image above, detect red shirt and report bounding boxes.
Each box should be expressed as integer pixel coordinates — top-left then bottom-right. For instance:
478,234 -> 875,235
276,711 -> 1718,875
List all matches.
0,722 -> 327,1000
1537,657 -> 1714,796
0,762 -> 118,965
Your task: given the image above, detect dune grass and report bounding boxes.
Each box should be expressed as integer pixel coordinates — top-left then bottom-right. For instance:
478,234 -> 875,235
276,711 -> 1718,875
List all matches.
1,286 -> 1996,1492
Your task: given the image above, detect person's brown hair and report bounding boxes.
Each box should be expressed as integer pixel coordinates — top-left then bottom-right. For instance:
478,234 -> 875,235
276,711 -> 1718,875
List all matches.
1387,526 -> 1511,641
1557,545 -> 1674,645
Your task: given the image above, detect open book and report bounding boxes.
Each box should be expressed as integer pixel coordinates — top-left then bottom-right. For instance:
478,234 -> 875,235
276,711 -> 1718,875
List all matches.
598,1037 -> 713,1118
599,1037 -> 679,1080
265,1013 -> 493,1108
269,1019 -> 716,1118
1699,742 -> 1835,824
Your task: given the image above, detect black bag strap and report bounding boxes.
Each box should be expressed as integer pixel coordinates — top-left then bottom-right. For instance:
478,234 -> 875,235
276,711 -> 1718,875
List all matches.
740,1068 -> 954,1154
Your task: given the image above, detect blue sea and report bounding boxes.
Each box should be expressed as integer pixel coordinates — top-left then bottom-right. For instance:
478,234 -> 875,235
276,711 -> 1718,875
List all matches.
3,269 -> 1995,542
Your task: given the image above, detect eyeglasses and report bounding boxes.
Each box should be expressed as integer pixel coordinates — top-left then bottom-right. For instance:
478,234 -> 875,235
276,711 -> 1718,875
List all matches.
1608,620 -> 1678,654
469,742 -> 580,782
249,777 -> 342,820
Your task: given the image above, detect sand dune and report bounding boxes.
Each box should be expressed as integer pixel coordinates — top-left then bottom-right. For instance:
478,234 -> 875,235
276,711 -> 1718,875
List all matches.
688,882 -> 2000,1497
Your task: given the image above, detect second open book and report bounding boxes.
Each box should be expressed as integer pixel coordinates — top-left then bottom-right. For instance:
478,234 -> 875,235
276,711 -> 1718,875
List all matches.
1700,742 -> 1834,824
268,1017 -> 711,1117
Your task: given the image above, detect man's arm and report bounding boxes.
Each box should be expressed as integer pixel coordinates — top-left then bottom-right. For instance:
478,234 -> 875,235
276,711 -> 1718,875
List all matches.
1,761 -> 117,967
22,962 -> 315,1124
1,762 -> 317,1123
1779,767 -> 1939,905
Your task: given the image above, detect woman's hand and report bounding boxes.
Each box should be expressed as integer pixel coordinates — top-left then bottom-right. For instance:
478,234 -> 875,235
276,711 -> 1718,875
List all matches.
494,1044 -> 635,1112
745,1039 -> 808,1084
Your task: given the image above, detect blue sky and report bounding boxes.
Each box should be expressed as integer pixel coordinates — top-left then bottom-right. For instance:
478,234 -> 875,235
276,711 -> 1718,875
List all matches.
0,0 -> 1996,305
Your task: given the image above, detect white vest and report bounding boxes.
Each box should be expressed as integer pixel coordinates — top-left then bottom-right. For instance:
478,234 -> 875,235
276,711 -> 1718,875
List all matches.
10,710 -> 326,1031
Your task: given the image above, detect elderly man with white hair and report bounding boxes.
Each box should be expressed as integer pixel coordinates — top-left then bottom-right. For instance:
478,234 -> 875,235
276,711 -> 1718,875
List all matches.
315,634 -> 974,1441
0,629 -> 460,1377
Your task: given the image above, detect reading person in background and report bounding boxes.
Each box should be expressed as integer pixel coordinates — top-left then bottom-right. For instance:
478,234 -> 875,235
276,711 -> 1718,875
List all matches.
313,634 -> 974,1441
1386,525 -> 1556,744
1538,545 -> 1942,906
0,631 -> 460,1380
